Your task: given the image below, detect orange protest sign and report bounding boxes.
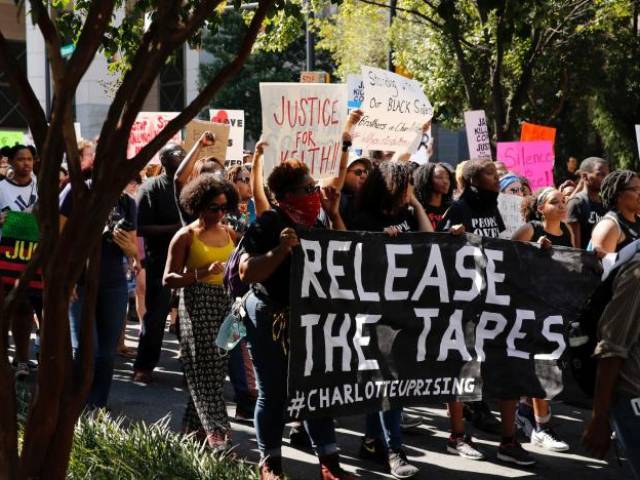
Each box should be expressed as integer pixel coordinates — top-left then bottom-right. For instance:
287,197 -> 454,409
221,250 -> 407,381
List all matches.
520,122 -> 556,143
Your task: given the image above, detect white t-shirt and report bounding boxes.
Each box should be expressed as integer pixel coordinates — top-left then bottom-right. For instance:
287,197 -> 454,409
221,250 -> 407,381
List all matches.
0,176 -> 38,212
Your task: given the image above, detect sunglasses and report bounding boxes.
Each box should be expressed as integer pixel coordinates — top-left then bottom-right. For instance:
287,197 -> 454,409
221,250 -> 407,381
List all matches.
236,177 -> 251,184
290,184 -> 320,195
349,168 -> 369,177
208,203 -> 228,213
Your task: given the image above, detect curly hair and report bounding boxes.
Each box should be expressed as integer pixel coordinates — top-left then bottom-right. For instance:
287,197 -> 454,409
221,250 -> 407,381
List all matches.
461,158 -> 492,186
600,170 -> 638,211
226,164 -> 249,183
267,160 -> 309,199
521,187 -> 557,222
179,173 -> 239,217
414,162 -> 454,207
357,160 -> 413,214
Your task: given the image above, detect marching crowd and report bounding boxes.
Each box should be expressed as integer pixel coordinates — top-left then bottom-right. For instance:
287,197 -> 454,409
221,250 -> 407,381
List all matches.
2,109 -> 640,480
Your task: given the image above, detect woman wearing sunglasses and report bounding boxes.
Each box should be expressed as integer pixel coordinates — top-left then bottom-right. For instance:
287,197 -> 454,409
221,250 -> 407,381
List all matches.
163,174 -> 239,451
239,159 -> 353,480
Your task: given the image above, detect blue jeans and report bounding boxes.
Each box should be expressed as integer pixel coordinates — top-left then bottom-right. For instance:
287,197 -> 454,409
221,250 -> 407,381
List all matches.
70,283 -> 129,408
244,292 -> 337,458
365,409 -> 403,450
611,396 -> 640,480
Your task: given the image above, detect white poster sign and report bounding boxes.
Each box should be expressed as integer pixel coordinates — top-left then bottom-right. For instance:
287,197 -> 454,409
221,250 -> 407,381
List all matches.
259,82 -> 348,179
210,109 -> 245,163
347,74 -> 364,110
464,110 -> 492,160
127,112 -> 181,164
352,65 -> 433,152
498,193 -> 524,238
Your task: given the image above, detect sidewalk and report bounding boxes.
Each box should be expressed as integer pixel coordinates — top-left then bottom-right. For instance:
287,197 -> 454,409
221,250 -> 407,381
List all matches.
107,323 -> 631,479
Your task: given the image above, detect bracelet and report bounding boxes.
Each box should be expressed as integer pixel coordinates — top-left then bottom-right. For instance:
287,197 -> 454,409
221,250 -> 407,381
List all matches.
341,140 -> 352,152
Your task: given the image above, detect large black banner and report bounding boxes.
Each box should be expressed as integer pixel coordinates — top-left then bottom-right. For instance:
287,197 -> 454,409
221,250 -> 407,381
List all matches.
287,230 -> 602,420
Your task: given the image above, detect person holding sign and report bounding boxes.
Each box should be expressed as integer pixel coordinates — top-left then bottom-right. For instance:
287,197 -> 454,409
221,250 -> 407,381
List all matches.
511,187 -> 572,452
239,159 -> 354,480
0,144 -> 39,379
566,157 -> 609,249
590,170 -> 640,254
163,174 -> 239,451
438,159 -> 536,466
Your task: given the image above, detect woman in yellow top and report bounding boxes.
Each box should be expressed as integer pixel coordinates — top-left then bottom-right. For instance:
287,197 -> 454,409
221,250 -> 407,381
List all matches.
163,173 -> 238,451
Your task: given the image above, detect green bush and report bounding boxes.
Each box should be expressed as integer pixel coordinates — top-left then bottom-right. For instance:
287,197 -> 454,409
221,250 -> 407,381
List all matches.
67,412 -> 257,480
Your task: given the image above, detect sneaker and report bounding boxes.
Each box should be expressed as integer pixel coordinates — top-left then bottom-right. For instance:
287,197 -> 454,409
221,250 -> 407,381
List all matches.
319,452 -> 358,480
387,449 -> 419,479
259,455 -> 283,480
399,412 -> 422,431
497,439 -> 536,466
463,401 -> 501,436
358,437 -> 387,465
531,427 -> 569,452
14,361 -> 30,379
288,425 -> 312,450
446,434 -> 485,460
515,406 -> 536,439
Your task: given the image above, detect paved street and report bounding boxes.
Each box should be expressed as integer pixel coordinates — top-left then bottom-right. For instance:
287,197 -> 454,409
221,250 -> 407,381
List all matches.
106,322 -> 632,480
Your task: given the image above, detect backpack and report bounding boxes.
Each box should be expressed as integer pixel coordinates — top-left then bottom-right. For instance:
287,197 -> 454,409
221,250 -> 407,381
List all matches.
223,235 -> 249,298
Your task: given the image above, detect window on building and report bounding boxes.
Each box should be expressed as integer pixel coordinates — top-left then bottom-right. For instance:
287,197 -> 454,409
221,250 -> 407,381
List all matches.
159,45 -> 185,111
0,40 -> 28,129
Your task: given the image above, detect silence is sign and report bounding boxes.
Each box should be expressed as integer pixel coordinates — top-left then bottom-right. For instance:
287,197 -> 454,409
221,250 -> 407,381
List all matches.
496,141 -> 555,190
286,230 -> 601,420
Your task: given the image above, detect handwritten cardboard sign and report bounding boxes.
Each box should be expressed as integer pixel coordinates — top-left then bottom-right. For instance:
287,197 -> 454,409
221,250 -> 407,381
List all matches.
259,82 -> 348,179
183,119 -> 230,163
347,74 -> 364,110
520,122 -> 556,144
498,193 -> 524,238
464,110 -> 491,160
300,71 -> 330,83
210,109 -> 245,163
352,65 -> 433,152
127,112 -> 181,164
496,140 -> 554,190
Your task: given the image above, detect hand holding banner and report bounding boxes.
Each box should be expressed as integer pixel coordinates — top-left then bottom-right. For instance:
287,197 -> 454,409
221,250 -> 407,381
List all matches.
260,82 -> 348,179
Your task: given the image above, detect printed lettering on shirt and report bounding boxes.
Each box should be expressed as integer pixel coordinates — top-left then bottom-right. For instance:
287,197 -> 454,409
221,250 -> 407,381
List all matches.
14,194 -> 36,212
588,210 -> 602,225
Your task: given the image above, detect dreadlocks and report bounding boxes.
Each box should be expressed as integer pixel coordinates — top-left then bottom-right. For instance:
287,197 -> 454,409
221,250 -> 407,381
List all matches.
600,170 -> 638,211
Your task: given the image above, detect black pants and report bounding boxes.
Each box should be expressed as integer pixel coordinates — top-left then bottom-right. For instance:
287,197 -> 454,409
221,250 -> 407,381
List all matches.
134,259 -> 172,372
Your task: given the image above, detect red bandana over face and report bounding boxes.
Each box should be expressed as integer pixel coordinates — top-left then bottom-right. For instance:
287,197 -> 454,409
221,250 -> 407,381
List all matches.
279,191 -> 322,227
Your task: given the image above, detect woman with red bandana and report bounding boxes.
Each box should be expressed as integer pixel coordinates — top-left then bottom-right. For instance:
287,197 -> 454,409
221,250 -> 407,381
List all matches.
239,159 -> 353,480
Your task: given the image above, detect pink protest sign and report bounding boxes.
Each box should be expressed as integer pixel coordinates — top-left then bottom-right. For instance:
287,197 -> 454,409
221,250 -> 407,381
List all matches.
496,141 -> 554,190
127,112 -> 181,164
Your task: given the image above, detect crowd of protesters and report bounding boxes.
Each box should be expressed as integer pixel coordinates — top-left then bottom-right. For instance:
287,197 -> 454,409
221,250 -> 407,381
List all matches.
2,109 -> 640,480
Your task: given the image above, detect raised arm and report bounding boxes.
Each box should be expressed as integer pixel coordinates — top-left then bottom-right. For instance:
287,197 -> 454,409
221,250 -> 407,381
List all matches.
174,131 -> 215,191
250,139 -> 271,216
324,109 -> 363,190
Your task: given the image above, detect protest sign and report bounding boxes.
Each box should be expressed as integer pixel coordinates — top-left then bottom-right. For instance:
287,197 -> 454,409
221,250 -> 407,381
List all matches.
300,71 -> 330,83
464,110 -> 492,160
0,212 -> 42,290
352,66 -> 433,152
498,193 -> 524,238
347,74 -> 364,110
183,119 -> 230,163
520,122 -> 556,144
635,125 -> 640,160
496,141 -> 554,190
286,230 -> 601,419
0,131 -> 24,147
210,109 -> 245,163
259,82 -> 348,179
74,122 -> 82,141
127,112 -> 181,164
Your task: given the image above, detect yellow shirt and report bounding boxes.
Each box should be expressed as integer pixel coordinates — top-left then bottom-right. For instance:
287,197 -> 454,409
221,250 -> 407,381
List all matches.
186,232 -> 234,285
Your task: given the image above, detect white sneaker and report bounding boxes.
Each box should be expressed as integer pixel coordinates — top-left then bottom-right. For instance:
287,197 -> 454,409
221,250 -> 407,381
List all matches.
14,362 -> 30,379
531,428 -> 569,452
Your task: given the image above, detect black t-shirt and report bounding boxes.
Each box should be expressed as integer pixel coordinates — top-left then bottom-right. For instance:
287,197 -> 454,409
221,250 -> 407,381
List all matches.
243,208 -> 318,306
437,189 -> 505,238
339,190 -> 358,230
566,191 -> 607,249
529,220 -> 573,248
60,183 -> 137,288
136,174 -> 180,263
424,203 -> 449,231
350,206 -> 419,233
